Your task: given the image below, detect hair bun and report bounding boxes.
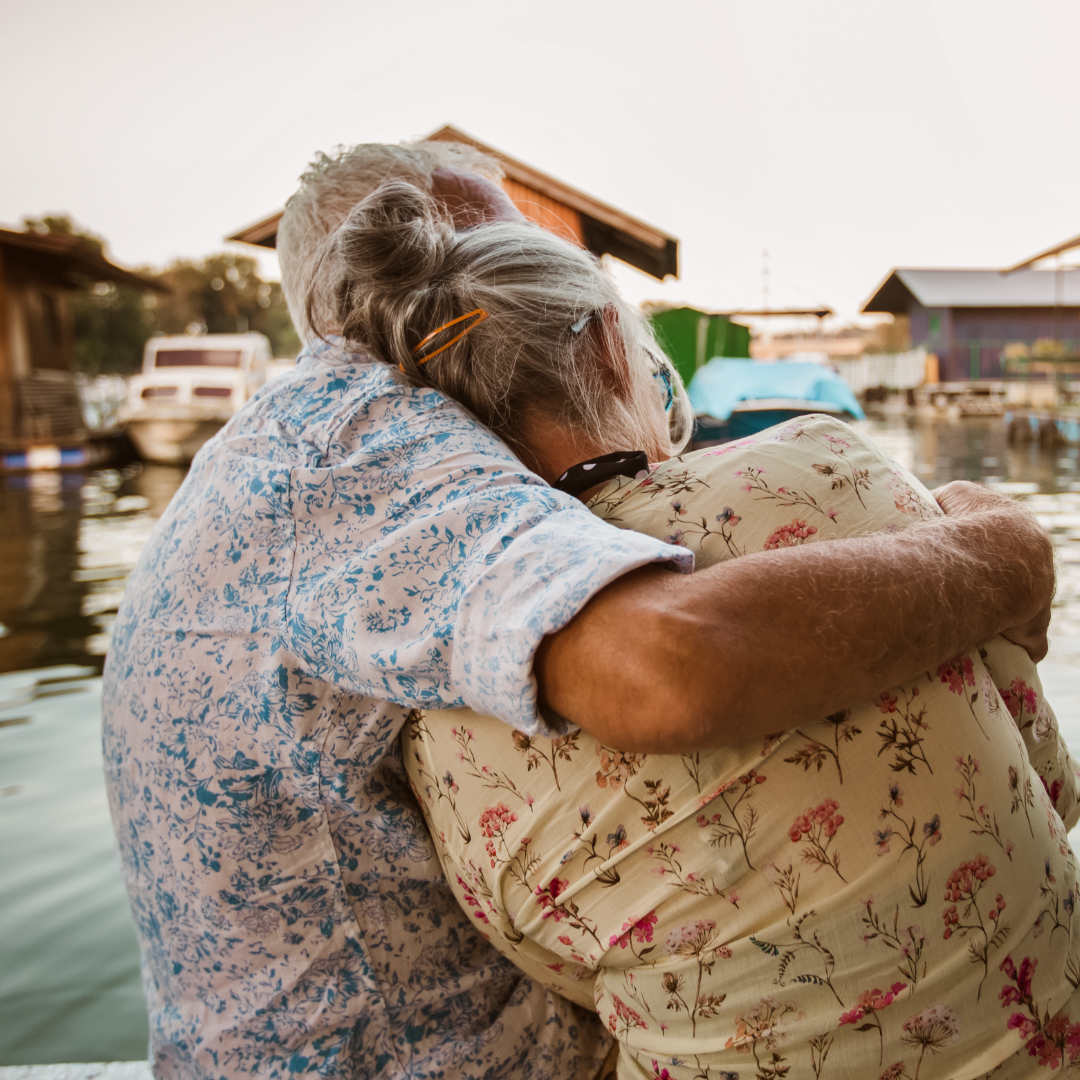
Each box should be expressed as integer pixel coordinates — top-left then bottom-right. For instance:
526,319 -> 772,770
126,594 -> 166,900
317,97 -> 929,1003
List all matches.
333,179 -> 450,295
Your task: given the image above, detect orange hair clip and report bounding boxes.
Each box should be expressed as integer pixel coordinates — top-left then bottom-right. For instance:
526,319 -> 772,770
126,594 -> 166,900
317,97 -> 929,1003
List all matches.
410,308 -> 489,367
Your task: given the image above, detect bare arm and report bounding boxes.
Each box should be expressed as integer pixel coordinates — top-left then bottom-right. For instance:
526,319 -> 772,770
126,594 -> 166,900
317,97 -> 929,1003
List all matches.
535,481 -> 1054,753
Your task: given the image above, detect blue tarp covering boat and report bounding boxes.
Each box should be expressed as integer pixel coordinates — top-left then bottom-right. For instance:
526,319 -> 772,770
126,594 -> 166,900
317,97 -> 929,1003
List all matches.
687,357 -> 864,444
688,358 -> 864,422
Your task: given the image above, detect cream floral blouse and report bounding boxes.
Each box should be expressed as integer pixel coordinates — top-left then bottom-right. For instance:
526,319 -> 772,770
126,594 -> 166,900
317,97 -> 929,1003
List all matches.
404,416 -> 1080,1080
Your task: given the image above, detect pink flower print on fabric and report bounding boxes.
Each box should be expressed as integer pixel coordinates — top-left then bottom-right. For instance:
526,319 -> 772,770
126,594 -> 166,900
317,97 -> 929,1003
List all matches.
839,983 -> 907,1027
479,802 -> 518,867
663,919 -> 719,957
608,994 -> 648,1037
1041,774 -> 1065,810
534,876 -> 569,920
999,677 -> 1038,724
763,518 -> 818,550
900,1005 -> 961,1077
937,655 -> 975,697
878,691 -> 899,714
609,910 -> 659,953
789,798 -> 846,880
999,958 -> 1080,1072
1026,1014 -> 1080,1070
840,982 -> 907,1066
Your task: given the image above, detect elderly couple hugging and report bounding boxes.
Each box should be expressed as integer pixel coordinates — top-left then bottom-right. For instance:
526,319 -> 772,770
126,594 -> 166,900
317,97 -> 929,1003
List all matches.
103,138 -> 1077,1080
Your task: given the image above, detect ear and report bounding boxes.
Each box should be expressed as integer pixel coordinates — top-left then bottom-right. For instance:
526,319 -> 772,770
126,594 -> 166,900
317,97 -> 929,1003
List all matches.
430,167 -> 525,229
591,303 -> 634,400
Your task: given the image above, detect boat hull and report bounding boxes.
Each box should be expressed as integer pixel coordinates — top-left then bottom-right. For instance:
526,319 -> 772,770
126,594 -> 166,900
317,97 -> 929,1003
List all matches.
692,401 -> 854,449
125,417 -> 225,464
0,433 -> 127,472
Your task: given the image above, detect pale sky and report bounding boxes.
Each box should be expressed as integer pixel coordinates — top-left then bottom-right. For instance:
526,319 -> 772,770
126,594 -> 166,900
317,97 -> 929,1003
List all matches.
3,0 -> 1078,331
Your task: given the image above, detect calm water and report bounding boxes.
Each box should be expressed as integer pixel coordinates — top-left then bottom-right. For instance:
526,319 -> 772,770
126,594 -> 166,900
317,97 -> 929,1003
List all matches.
5,415 -> 1080,1064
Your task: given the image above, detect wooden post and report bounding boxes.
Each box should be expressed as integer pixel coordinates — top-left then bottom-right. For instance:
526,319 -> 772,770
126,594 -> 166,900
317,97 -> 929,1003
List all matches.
0,244 -> 15,444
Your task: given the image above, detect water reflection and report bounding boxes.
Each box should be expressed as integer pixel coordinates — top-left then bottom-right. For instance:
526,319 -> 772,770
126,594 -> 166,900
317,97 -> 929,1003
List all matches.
4,416 -> 1080,675
0,464 -> 186,673
2,419 -> 1080,752
855,416 -> 1080,667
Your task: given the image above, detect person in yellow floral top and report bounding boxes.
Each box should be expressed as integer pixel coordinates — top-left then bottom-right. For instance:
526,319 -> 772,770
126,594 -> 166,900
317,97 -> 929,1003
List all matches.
406,415 -> 1080,1080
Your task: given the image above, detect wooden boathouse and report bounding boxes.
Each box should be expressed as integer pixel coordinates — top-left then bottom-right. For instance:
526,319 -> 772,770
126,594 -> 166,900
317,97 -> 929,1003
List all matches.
0,226 -> 163,468
227,125 -> 680,282
862,267 -> 1080,382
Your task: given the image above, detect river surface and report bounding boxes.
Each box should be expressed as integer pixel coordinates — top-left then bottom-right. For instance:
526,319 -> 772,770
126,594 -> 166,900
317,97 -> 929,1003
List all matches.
5,416 -> 1080,1064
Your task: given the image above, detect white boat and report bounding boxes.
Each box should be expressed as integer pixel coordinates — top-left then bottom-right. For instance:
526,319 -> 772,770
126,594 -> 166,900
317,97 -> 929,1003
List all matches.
121,333 -> 273,464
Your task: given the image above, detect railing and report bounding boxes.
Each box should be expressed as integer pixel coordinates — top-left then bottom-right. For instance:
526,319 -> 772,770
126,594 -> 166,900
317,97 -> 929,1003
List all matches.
831,349 -> 927,393
935,339 -> 1080,381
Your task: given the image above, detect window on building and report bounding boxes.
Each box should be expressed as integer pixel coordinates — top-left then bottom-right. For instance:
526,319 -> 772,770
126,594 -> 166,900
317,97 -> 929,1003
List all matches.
929,313 -> 941,334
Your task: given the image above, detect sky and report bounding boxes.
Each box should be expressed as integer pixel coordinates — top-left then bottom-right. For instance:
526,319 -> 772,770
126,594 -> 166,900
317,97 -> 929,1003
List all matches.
3,0 -> 1079,332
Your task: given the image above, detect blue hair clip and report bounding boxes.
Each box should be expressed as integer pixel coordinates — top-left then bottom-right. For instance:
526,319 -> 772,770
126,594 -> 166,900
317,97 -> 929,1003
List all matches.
570,314 -> 592,334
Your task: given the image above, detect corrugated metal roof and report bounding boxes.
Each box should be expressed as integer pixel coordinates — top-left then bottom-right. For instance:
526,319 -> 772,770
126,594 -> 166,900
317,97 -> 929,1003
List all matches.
863,268 -> 1080,313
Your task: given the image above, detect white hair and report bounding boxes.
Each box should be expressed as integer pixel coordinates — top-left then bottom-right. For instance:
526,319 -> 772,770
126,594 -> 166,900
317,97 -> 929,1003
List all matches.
300,178 -> 695,460
279,140 -> 502,342
280,142 -> 692,458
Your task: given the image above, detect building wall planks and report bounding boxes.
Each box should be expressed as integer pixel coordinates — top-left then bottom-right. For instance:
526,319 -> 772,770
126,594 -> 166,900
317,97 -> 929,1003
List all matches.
501,179 -> 585,247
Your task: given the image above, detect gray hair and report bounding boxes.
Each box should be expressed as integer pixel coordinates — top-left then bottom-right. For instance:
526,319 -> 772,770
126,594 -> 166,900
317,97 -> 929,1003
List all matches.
279,140 -> 502,342
303,179 -> 692,460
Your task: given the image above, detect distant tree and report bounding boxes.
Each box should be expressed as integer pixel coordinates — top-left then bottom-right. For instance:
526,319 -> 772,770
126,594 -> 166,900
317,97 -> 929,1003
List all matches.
23,214 -> 105,253
20,215 -> 300,374
151,253 -> 300,358
24,214 -> 157,375
71,281 -> 160,375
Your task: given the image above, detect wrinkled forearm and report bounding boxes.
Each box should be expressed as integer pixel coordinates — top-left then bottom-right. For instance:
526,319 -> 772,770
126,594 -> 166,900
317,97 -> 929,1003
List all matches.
537,502 -> 1055,753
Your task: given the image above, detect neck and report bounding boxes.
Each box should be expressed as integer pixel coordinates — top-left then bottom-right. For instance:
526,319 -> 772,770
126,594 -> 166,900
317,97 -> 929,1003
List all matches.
518,414 -> 670,500
520,428 -> 609,490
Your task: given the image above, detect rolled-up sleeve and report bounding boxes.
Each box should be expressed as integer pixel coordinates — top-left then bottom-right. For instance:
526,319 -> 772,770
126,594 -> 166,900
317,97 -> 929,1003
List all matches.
285,389 -> 691,736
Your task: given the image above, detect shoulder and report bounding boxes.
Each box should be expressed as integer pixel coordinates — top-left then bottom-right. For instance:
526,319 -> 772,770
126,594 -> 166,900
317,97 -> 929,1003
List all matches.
588,415 -> 940,563
244,338 -> 522,474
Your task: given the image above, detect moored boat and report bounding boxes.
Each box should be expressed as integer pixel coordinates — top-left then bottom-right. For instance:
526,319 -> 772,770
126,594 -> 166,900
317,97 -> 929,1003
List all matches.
120,333 -> 272,464
687,357 -> 864,447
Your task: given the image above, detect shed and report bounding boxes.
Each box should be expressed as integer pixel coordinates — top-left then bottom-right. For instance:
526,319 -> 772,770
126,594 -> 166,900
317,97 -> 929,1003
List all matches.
0,227 -> 163,457
862,267 -> 1080,381
227,125 -> 679,281
644,305 -> 751,388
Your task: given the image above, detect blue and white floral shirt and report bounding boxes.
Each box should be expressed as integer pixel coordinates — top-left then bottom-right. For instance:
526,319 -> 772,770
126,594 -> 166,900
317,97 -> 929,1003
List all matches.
103,338 -> 692,1080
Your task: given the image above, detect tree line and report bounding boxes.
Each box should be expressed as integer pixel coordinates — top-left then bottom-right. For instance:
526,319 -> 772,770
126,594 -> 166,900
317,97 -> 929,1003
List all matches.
25,215 -> 300,375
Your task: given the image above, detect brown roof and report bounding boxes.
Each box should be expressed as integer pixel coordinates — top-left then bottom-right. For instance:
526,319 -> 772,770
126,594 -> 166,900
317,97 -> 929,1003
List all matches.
0,227 -> 168,291
227,125 -> 679,280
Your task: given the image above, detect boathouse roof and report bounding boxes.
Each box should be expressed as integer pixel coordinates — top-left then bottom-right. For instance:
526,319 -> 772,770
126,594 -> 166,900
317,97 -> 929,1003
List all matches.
0,226 -> 165,292
863,267 -> 1080,314
227,125 -> 679,281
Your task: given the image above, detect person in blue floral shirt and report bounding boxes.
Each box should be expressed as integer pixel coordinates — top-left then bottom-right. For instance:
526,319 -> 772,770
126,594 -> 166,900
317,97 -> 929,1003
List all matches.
103,140 -> 1056,1080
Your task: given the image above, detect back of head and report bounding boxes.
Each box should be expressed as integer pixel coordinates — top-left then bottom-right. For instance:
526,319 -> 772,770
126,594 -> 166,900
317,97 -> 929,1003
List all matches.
306,179 -> 692,461
279,140 -> 502,341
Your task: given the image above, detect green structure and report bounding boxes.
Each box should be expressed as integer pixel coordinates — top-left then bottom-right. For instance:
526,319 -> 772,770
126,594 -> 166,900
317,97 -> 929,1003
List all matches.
648,306 -> 752,389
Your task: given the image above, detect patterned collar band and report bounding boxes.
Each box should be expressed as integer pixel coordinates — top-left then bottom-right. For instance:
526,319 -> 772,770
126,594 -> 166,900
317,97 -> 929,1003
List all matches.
552,450 -> 650,498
